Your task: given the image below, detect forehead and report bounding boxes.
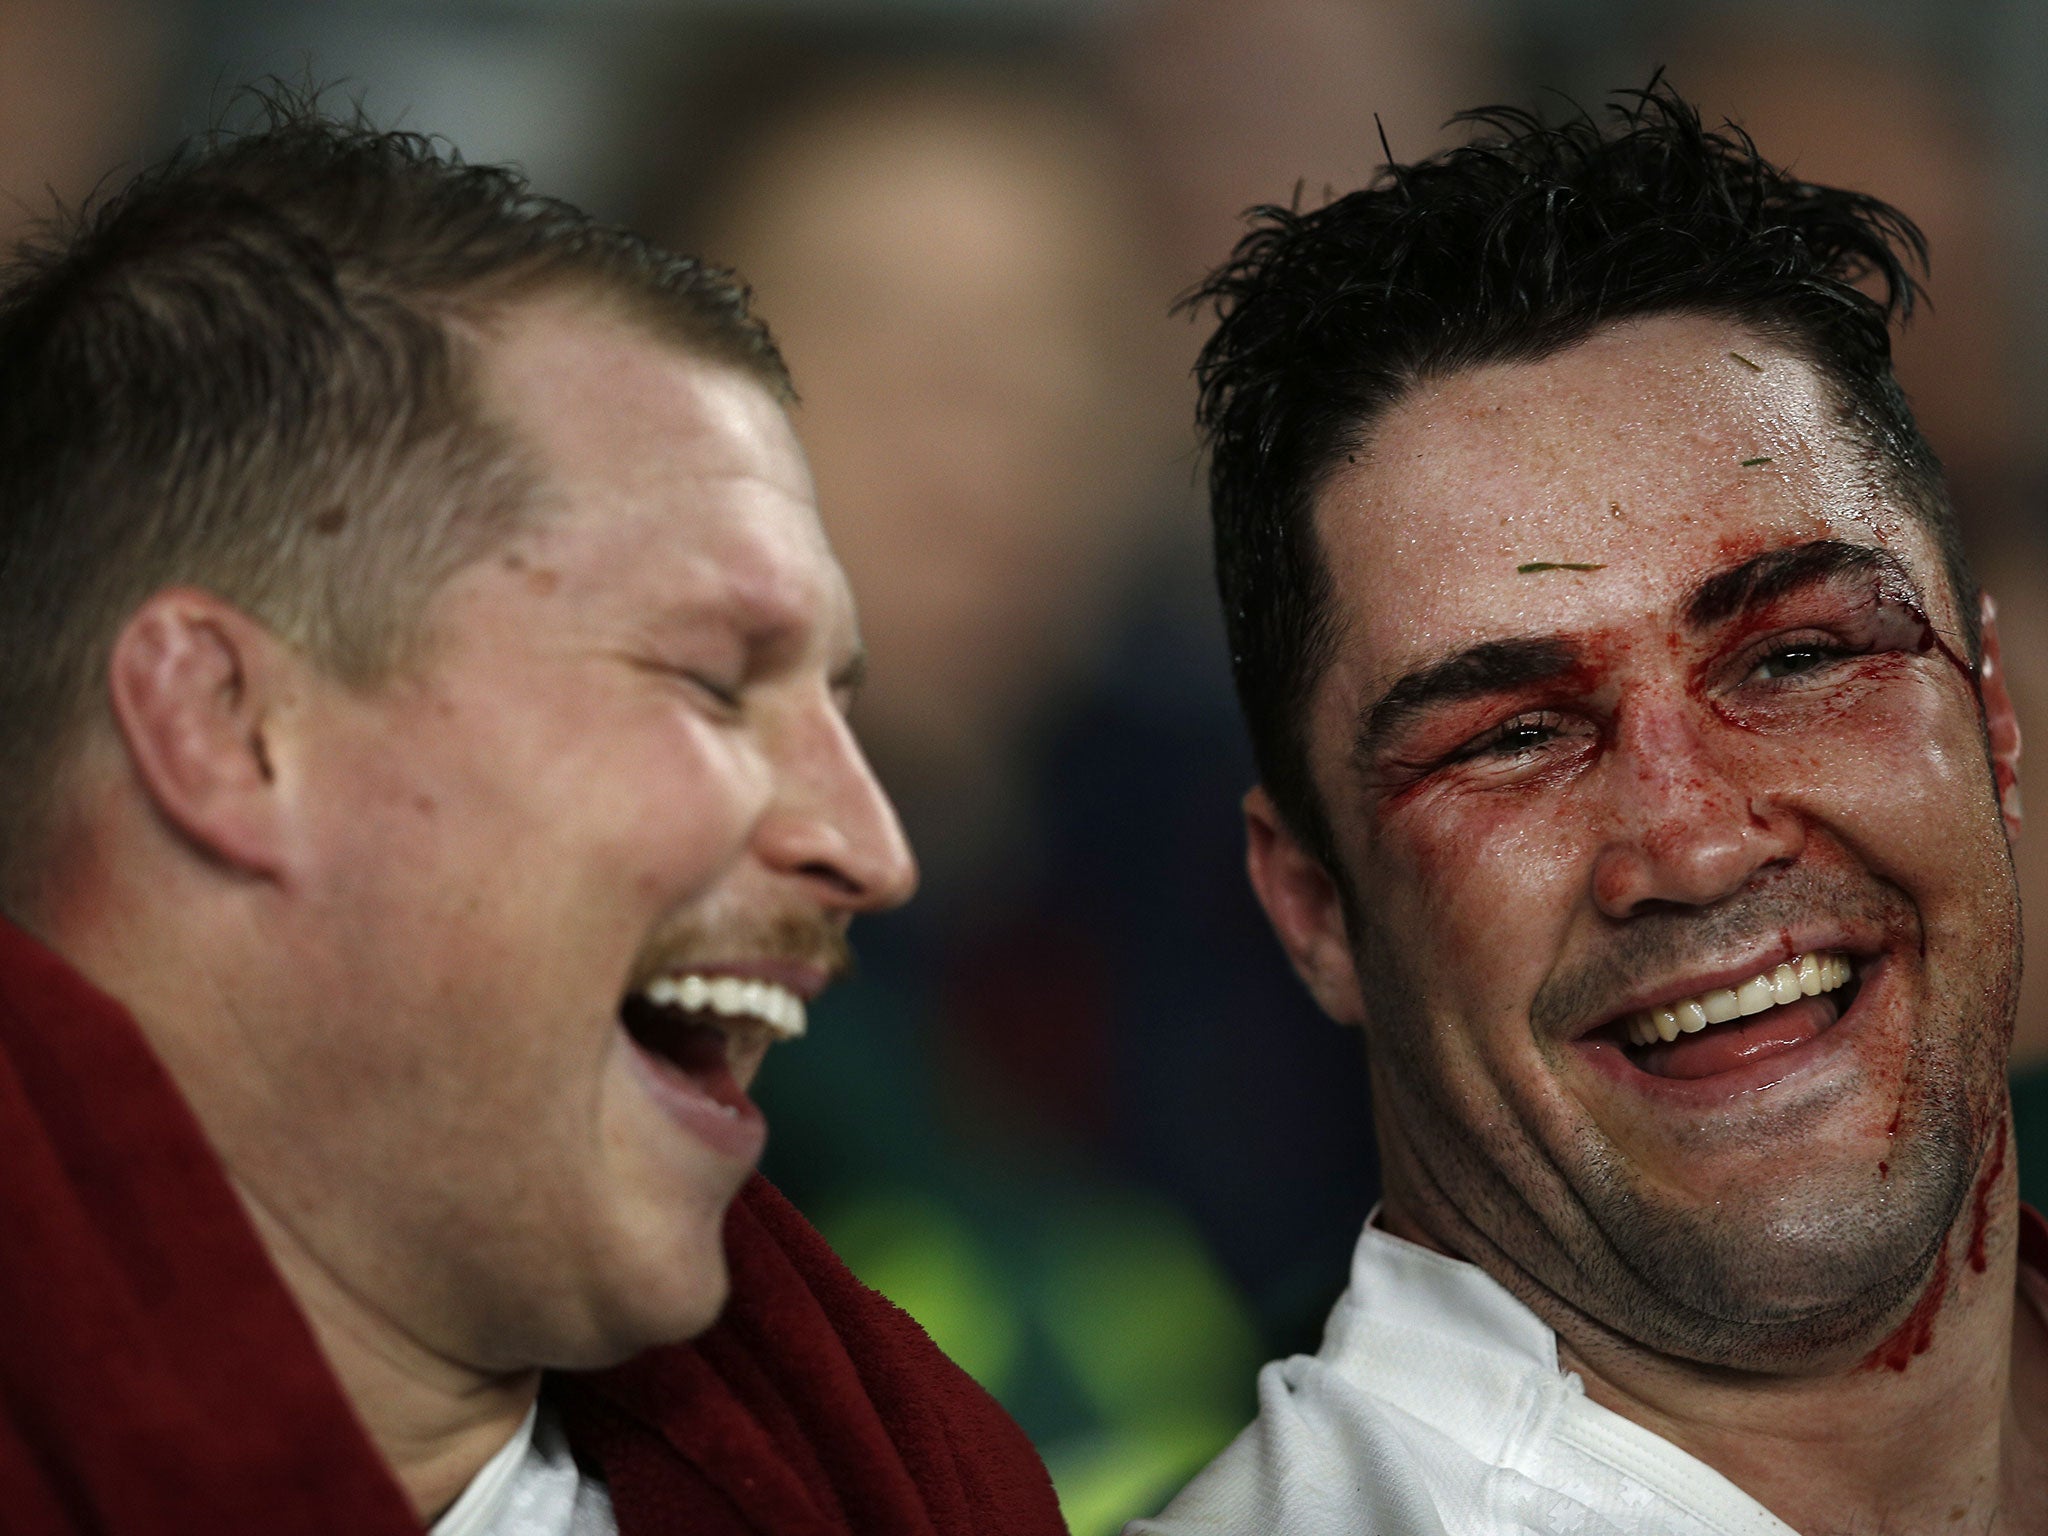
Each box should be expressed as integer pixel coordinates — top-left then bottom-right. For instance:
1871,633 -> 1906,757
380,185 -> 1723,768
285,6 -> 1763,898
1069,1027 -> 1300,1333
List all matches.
1313,312 -> 1940,689
476,296 -> 849,631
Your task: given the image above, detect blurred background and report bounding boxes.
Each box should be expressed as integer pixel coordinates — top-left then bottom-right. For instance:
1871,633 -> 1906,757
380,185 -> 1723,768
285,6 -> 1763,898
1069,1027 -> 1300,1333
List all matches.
11,0 -> 2048,1526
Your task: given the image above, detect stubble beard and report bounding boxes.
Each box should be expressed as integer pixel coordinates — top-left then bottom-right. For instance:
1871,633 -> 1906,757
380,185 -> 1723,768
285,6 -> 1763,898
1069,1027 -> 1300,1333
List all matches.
1357,869 -> 2016,1373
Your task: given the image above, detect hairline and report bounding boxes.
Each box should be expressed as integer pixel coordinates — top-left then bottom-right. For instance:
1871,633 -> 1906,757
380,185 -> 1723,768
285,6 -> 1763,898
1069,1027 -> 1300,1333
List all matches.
3,276 -> 795,919
378,280 -> 801,669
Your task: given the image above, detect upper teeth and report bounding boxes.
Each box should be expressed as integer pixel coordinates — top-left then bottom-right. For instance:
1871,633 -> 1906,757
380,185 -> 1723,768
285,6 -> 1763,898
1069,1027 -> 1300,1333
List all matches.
642,973 -> 808,1040
1625,950 -> 1852,1047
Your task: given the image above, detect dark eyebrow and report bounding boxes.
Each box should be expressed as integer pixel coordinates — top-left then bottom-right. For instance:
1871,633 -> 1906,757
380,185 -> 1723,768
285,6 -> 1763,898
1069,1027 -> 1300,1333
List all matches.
1354,636 -> 1579,763
1353,541 -> 1914,766
1682,540 -> 1890,630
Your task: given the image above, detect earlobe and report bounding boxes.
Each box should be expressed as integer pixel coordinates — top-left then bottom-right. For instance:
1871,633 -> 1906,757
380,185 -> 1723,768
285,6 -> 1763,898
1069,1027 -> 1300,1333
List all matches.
107,590 -> 293,877
1244,786 -> 1368,1024
1978,592 -> 2023,845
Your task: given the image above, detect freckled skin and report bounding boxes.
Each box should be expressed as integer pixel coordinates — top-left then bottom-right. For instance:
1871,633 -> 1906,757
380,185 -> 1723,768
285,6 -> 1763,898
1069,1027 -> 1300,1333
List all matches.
1281,314 -> 2020,1369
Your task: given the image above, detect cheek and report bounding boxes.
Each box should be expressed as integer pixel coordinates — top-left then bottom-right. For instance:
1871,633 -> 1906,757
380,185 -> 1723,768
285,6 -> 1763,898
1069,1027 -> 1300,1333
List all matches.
1759,674 -> 2000,880
658,712 -> 777,836
1369,670 -> 1999,966
1368,793 -> 1593,1008
531,730 -> 772,937
472,683 -> 771,867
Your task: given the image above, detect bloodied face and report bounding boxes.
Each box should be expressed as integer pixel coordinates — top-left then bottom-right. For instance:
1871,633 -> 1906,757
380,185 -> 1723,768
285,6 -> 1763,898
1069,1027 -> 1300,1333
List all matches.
1253,312 -> 2022,1369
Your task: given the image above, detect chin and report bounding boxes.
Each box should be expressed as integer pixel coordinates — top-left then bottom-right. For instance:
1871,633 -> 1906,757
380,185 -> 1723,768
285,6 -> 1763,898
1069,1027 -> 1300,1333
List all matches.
649,1264 -> 735,1350
608,1221 -> 739,1356
500,1214 -> 737,1373
1583,1147 -> 1974,1372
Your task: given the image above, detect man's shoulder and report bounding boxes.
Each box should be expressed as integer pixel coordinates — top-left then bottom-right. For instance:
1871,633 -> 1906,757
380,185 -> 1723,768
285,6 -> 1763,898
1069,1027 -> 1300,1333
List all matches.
0,915 -> 421,1532
1128,1223 -> 1552,1536
1124,1348 -> 1465,1536
1130,1221 -> 1795,1536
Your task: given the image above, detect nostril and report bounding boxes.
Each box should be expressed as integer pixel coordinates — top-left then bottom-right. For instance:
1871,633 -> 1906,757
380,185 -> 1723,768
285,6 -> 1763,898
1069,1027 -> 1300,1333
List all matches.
797,858 -> 866,899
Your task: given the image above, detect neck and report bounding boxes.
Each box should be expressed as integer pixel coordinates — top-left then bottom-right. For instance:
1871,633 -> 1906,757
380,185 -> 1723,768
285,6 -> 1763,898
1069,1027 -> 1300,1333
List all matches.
1386,1129 -> 2048,1534
235,1185 -> 539,1523
36,870 -> 539,1524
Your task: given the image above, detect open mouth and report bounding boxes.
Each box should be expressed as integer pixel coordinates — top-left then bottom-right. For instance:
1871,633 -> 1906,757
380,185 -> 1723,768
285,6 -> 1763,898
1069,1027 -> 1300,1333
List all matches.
618,972 -> 808,1120
1606,949 -> 1864,1081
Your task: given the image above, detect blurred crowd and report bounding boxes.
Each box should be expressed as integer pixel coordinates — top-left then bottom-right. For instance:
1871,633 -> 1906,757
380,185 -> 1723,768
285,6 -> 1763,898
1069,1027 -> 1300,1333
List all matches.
10,0 -> 2048,1527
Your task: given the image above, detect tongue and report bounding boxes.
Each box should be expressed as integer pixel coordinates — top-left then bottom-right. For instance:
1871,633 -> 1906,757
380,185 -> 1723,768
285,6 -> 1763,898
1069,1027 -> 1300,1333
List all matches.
623,1001 -> 752,1112
658,1020 -> 750,1111
1636,997 -> 1839,1080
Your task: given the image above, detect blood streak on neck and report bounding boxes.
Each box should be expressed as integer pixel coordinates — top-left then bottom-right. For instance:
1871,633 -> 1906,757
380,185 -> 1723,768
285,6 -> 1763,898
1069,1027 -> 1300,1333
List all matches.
1855,1118 -> 2007,1372
1858,1239 -> 1950,1372
1967,1117 -> 2009,1274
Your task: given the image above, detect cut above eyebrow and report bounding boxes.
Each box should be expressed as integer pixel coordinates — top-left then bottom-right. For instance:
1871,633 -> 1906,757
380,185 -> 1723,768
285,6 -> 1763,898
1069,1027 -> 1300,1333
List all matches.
1354,636 -> 1578,762
1682,540 -> 1889,630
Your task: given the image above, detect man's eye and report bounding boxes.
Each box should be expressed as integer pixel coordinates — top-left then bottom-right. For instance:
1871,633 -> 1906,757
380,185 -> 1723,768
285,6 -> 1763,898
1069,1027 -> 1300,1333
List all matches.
1746,643 -> 1848,682
1455,713 -> 1567,763
1491,722 -> 1554,754
683,672 -> 743,710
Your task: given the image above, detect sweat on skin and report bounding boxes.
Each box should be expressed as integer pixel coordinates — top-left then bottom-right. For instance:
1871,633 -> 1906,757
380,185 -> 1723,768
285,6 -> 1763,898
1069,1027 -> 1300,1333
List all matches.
1243,311 -> 2048,1534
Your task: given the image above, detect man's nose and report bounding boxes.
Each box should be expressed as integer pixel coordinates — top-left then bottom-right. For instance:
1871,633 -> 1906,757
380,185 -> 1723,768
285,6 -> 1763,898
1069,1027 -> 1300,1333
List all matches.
754,700 -> 919,913
1589,703 -> 1803,919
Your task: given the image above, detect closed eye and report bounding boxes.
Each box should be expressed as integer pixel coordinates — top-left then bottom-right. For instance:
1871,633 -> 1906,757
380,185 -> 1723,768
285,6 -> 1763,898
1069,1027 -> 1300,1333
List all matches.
683,671 -> 744,711
628,656 -> 745,717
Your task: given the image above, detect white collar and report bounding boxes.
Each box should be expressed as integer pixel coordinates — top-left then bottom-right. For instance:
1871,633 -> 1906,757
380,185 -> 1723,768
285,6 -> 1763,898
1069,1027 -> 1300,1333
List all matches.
1327,1212 -> 1796,1533
429,1401 -> 540,1536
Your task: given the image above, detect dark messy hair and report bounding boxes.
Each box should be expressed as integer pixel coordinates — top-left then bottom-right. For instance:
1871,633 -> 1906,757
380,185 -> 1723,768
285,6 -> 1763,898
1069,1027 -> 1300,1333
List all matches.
1183,82 -> 1959,867
0,92 -> 790,907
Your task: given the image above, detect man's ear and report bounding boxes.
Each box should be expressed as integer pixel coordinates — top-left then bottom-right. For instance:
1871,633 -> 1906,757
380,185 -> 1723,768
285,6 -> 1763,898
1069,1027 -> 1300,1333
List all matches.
1979,592 -> 2023,845
1244,785 -> 1367,1025
106,588 -> 297,878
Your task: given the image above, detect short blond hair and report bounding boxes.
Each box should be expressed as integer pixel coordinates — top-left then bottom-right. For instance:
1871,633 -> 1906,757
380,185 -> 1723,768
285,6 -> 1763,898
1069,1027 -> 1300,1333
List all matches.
0,100 -> 791,905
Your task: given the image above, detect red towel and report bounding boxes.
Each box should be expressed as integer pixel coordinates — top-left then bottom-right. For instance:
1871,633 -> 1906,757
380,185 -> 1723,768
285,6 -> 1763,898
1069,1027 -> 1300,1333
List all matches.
0,918 -> 1067,1535
562,1178 -> 1069,1535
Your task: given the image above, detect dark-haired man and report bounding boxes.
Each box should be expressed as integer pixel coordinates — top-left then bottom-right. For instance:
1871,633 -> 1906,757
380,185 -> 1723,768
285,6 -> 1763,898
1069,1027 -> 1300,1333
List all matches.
0,112 -> 1066,1535
1135,88 -> 2048,1535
